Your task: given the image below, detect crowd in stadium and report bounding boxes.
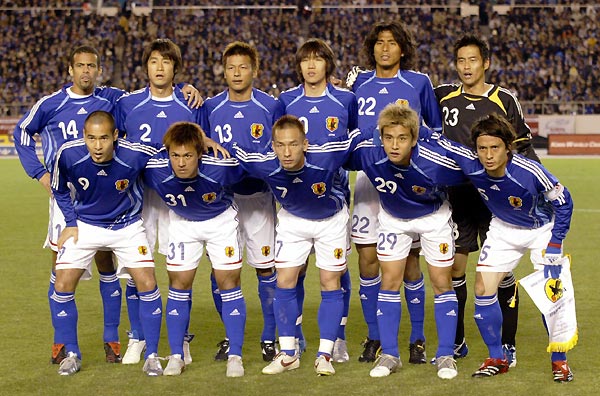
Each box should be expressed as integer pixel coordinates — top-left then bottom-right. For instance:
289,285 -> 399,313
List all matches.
0,2 -> 598,115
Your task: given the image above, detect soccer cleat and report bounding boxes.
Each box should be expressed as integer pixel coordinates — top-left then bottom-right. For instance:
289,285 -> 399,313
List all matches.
226,355 -> 245,377
369,353 -> 401,378
408,340 -> 427,364
502,344 -> 517,368
183,334 -> 194,365
314,355 -> 335,376
214,339 -> 230,361
262,352 -> 300,375
143,353 -> 163,376
472,357 -> 509,378
104,342 -> 122,363
261,340 -> 278,362
122,338 -> 146,365
453,338 -> 469,359
51,343 -> 67,365
552,360 -> 574,383
332,338 -> 350,363
57,352 -> 81,376
358,337 -> 381,363
163,354 -> 185,376
436,355 -> 458,379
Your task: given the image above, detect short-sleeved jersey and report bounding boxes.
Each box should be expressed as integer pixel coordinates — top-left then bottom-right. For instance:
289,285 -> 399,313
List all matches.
346,130 -> 466,219
350,69 -> 442,144
115,86 -> 199,144
51,139 -> 158,230
439,137 -> 572,241
143,150 -> 245,222
199,88 -> 284,195
435,83 -> 538,160
279,83 -> 358,144
14,84 -> 124,180
234,130 -> 364,220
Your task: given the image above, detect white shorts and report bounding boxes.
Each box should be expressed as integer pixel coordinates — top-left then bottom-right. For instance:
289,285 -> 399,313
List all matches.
166,205 -> 243,272
377,202 -> 455,267
275,206 -> 349,272
45,196 -> 65,252
235,192 -> 276,269
476,217 -> 553,273
351,171 -> 380,244
55,220 -> 154,280
142,188 -> 170,256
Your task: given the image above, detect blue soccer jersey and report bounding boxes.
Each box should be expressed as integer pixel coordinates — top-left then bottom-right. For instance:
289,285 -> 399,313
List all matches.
439,137 -> 573,241
143,150 -> 245,221
51,139 -> 158,230
115,86 -> 199,144
234,130 -> 364,220
14,84 -> 124,180
346,131 -> 466,219
199,88 -> 284,195
279,82 -> 358,144
350,69 -> 442,144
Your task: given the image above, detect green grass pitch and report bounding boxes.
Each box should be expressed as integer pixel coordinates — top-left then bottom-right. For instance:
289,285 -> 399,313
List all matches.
0,157 -> 598,395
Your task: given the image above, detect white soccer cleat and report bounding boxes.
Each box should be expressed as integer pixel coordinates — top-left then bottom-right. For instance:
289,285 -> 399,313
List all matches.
314,355 -> 335,376
332,338 -> 349,363
262,352 -> 300,375
436,355 -> 458,379
57,352 -> 81,376
122,339 -> 146,364
226,355 -> 245,378
143,353 -> 163,376
369,353 -> 401,378
163,354 -> 185,376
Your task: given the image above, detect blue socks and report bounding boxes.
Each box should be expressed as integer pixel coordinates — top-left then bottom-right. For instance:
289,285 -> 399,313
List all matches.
138,287 -> 162,358
220,287 -> 246,357
166,287 -> 192,356
434,291 -> 458,357
99,271 -> 121,343
474,294 -> 503,359
359,275 -> 381,341
376,290 -> 401,357
404,273 -> 425,343
50,291 -> 81,358
257,272 -> 277,342
274,287 -> 298,355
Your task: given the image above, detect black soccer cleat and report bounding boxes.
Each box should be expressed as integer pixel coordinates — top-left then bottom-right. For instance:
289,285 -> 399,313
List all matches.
358,337 -> 381,363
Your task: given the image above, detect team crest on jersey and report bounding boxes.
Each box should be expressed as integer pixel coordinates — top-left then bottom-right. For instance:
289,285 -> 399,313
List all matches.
326,116 -> 339,133
225,246 -> 235,258
508,196 -> 523,208
138,246 -> 148,255
261,246 -> 271,257
251,123 -> 264,139
312,182 -> 326,196
545,278 -> 563,303
202,192 -> 217,203
439,243 -> 449,254
115,179 -> 129,191
395,99 -> 409,106
412,185 -> 426,195
333,248 -> 344,259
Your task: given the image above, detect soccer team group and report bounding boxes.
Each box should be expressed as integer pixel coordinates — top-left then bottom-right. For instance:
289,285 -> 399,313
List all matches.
14,19 -> 575,382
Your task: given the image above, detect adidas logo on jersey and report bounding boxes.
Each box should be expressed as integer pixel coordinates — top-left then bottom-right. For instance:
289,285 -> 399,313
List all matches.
185,186 -> 195,192
97,169 -> 108,176
376,309 -> 383,316
446,309 -> 457,317
409,298 -> 421,304
394,172 -> 404,179
168,309 -> 179,316
490,184 -> 500,191
465,103 -> 476,110
309,106 -> 319,114
234,111 -> 244,119
292,177 -> 303,183
57,310 -> 68,317
152,308 -> 162,315
229,309 -> 241,316
157,110 -> 167,118
77,107 -> 88,115
110,290 -> 121,297
379,87 -> 389,94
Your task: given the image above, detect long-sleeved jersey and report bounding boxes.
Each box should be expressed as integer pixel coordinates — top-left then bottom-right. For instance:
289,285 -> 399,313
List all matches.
199,88 -> 284,195
349,69 -> 442,145
143,150 -> 245,222
438,136 -> 572,242
114,86 -> 199,144
345,129 -> 466,219
14,84 -> 124,180
234,129 -> 364,220
435,83 -> 538,161
51,139 -> 158,230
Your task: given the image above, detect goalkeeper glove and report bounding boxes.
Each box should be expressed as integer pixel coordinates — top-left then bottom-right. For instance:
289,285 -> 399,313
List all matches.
543,241 -> 563,278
